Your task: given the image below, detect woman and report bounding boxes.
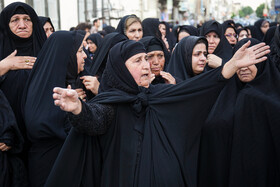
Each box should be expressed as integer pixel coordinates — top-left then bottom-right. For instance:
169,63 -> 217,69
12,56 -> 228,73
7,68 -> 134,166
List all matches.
38,16 -> 55,38
223,23 -> 237,47
116,15 -> 143,41
22,31 -> 86,187
46,39 -> 269,186
237,28 -> 248,42
86,33 -> 103,60
167,36 -> 207,80
177,25 -> 198,42
0,90 -> 28,187
0,2 -> 46,164
254,19 -> 270,41
200,20 -> 233,69
198,38 -> 268,187
140,36 -> 176,84
263,26 -> 277,46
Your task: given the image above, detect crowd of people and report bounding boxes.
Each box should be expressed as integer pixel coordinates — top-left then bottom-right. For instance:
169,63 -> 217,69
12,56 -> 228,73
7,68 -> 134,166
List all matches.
0,2 -> 279,187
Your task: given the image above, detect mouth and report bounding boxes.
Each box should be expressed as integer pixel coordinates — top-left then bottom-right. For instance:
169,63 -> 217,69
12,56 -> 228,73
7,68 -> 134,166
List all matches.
141,73 -> 149,78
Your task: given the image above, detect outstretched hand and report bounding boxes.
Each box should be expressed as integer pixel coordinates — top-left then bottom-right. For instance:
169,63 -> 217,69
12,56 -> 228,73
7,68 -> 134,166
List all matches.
53,85 -> 82,115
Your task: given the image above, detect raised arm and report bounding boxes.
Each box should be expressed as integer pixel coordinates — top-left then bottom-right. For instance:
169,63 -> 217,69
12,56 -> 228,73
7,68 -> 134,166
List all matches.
221,41 -> 270,79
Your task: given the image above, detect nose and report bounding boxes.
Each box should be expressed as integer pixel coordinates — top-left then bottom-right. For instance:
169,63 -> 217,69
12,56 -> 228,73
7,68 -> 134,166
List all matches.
200,54 -> 206,61
18,19 -> 26,28
143,59 -> 150,69
240,66 -> 249,71
82,51 -> 87,59
208,36 -> 214,43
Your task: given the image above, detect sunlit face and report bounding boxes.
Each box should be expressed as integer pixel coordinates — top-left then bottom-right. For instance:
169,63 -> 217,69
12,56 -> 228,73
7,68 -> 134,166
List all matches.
236,65 -> 258,82
76,44 -> 87,74
205,32 -> 220,54
146,50 -> 165,76
238,30 -> 248,42
126,22 -> 143,41
43,21 -> 54,38
125,52 -> 151,88
159,23 -> 166,37
178,31 -> 190,42
224,27 -> 237,45
87,40 -> 97,54
261,21 -> 269,35
247,29 -> 252,38
9,14 -> 33,38
192,43 -> 207,75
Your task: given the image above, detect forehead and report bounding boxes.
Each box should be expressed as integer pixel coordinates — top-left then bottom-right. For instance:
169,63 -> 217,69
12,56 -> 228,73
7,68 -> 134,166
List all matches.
11,14 -> 30,19
206,31 -> 218,36
127,52 -> 146,60
193,43 -> 207,51
128,22 -> 142,29
225,27 -> 235,33
147,50 -> 164,55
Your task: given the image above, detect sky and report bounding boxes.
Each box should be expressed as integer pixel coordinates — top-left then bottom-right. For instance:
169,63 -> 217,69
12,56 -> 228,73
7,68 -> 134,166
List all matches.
233,0 -> 271,10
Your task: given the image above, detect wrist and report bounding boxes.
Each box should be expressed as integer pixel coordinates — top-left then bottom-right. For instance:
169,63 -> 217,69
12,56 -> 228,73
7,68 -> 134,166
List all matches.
72,100 -> 82,115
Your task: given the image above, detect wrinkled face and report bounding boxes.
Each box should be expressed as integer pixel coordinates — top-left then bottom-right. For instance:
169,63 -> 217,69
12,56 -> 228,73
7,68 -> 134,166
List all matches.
192,43 -> 207,75
147,50 -> 165,76
43,21 -> 54,38
205,31 -> 220,54
178,31 -> 190,42
125,52 -> 151,88
87,40 -> 97,54
224,27 -> 237,45
76,43 -> 87,74
126,22 -> 143,41
238,30 -> 248,42
9,14 -> 33,38
159,23 -> 166,36
261,21 -> 269,35
236,65 -> 258,82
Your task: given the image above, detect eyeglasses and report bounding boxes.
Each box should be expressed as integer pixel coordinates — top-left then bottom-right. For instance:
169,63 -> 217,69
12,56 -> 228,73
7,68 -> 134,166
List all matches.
225,33 -> 237,38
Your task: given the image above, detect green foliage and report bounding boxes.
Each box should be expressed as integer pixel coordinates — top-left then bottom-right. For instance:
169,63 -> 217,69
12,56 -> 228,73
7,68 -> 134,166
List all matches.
231,13 -> 236,19
239,6 -> 254,17
256,3 -> 267,18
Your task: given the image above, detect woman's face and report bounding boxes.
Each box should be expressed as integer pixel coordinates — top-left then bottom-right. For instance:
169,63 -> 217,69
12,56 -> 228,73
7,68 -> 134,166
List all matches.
205,31 -> 220,54
87,40 -> 97,54
125,52 -> 151,88
224,27 -> 237,45
146,50 -> 165,76
261,21 -> 269,35
247,29 -> 252,38
192,43 -> 207,75
9,14 -> 33,38
76,43 -> 87,74
126,22 -> 143,41
159,23 -> 166,37
43,21 -> 54,38
236,65 -> 258,82
178,31 -> 190,42
238,30 -> 248,42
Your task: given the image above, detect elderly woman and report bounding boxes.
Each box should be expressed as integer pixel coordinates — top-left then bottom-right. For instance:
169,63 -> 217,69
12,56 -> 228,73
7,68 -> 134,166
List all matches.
116,15 -> 143,41
45,38 -> 269,186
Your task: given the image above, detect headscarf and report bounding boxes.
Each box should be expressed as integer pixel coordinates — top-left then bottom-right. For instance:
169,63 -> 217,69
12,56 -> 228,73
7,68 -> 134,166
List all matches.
270,25 -> 280,70
159,21 -> 176,50
88,32 -> 127,76
23,31 -> 84,142
0,2 -> 46,134
167,36 -> 208,80
200,20 -> 233,64
103,25 -> 116,35
38,16 -> 55,32
254,19 -> 269,41
263,26 -> 277,46
177,25 -> 199,42
86,33 -> 103,54
245,25 -> 259,39
142,18 -> 161,38
116,14 -> 140,37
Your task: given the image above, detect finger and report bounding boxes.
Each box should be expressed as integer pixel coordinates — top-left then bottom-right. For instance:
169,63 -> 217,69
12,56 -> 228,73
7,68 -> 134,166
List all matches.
239,40 -> 251,51
53,87 -> 64,94
254,46 -> 270,55
7,50 -> 17,58
0,143 -> 4,146
255,49 -> 271,59
248,42 -> 266,52
53,93 -> 61,100
254,56 -> 267,64
67,85 -> 71,89
0,144 -> 6,149
80,76 -> 85,80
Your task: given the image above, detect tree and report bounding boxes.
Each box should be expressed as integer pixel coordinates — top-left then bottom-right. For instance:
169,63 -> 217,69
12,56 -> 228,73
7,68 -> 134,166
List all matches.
239,6 -> 254,17
256,3 -> 268,18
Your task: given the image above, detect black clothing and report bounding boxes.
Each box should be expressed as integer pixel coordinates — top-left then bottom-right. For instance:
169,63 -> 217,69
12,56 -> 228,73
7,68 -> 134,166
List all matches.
45,40 -> 229,187
23,31 -> 84,187
167,36 -> 208,80
38,16 -> 55,32
254,19 -> 268,41
159,21 -> 176,51
0,90 -> 28,187
103,25 -> 116,35
270,26 -> 280,70
177,25 -> 199,42
200,20 -> 233,64
116,14 -> 138,37
263,26 -> 276,45
89,32 -> 127,77
86,33 -> 103,59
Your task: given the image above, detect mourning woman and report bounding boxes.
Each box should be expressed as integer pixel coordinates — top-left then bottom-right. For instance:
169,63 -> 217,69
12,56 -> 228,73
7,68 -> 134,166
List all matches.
140,36 -> 176,84
22,31 -> 86,187
200,20 -> 233,69
254,19 -> 270,41
0,2 -> 46,164
167,36 -> 207,80
116,15 -> 143,41
86,33 -> 103,60
0,90 -> 28,187
46,39 -> 269,186
38,16 -> 55,38
177,25 -> 198,42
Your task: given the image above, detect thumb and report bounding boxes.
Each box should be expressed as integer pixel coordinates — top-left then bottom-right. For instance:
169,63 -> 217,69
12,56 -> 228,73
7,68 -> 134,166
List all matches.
7,50 -> 17,58
67,85 -> 72,89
